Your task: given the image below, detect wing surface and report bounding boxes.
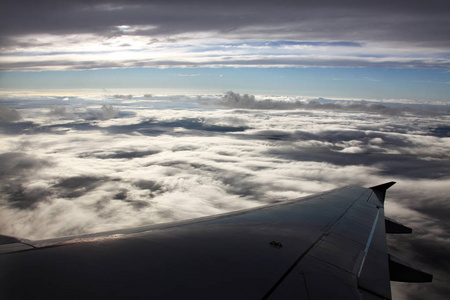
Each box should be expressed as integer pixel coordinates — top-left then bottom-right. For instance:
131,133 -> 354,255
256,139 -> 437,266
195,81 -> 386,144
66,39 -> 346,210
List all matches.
0,183 -> 431,299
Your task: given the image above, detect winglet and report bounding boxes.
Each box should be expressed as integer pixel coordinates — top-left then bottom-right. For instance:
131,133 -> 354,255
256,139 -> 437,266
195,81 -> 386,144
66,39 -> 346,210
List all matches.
370,181 -> 396,204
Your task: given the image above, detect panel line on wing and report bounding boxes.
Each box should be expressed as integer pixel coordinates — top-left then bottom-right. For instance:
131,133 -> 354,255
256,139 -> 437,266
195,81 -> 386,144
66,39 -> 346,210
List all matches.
260,233 -> 324,300
357,209 -> 380,277
261,188 -> 368,299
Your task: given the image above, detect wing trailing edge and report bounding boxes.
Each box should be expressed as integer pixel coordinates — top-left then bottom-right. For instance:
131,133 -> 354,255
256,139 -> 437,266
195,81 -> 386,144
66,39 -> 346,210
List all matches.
372,183 -> 433,285
389,254 -> 433,282
0,235 -> 35,254
385,217 -> 412,234
0,183 -> 434,299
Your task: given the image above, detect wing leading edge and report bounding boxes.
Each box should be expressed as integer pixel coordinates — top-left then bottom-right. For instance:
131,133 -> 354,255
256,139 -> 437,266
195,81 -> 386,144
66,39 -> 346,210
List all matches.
0,183 -> 432,299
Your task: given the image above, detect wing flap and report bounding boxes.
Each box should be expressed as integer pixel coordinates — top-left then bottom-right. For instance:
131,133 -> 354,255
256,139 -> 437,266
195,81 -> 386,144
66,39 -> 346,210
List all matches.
0,242 -> 35,255
0,183 -> 432,299
389,254 -> 433,282
0,235 -> 35,254
385,217 -> 413,234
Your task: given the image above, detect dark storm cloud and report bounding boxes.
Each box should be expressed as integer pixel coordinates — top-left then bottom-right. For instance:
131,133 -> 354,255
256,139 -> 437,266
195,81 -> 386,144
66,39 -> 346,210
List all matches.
2,0 -> 449,47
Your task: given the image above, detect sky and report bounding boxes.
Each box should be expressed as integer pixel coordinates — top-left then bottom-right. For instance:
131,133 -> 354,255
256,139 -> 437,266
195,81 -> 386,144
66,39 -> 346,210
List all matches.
1,1 -> 450,299
1,0 -> 450,101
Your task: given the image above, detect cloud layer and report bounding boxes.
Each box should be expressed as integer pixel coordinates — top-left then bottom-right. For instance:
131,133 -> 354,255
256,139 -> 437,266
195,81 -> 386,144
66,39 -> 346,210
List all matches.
1,0 -> 449,70
215,91 -> 450,116
0,92 -> 449,299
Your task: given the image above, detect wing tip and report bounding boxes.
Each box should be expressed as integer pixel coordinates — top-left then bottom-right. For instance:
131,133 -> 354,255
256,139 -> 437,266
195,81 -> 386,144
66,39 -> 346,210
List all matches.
369,181 -> 396,204
370,181 -> 396,192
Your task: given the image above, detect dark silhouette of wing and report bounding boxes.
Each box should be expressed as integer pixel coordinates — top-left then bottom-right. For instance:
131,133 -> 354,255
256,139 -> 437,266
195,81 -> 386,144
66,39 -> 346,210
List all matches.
0,183 -> 432,299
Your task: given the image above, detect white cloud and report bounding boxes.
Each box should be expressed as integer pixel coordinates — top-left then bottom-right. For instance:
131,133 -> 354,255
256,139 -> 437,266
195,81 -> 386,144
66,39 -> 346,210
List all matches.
1,93 -> 448,237
2,33 -> 449,71
1,1 -> 449,72
0,92 -> 449,299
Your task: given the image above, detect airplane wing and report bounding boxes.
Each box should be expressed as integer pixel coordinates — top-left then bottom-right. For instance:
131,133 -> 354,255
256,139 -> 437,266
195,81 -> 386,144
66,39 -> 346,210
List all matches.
0,182 -> 432,299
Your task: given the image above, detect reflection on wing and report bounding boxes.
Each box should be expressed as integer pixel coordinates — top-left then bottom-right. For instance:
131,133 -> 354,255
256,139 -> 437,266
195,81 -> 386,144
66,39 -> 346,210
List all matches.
0,182 -> 432,299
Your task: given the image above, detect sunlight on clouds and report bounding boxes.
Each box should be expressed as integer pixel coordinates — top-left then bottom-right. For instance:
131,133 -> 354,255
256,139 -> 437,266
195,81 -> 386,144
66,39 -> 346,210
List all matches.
0,90 -> 449,299
2,30 -> 449,71
2,92 -> 447,240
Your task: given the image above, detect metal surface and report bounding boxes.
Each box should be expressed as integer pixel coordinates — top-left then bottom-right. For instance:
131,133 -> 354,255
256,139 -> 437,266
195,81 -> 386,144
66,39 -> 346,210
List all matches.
385,218 -> 413,234
0,183 -> 431,299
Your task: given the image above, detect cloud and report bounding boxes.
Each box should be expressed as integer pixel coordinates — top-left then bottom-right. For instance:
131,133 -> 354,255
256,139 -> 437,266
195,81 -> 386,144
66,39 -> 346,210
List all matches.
113,94 -> 133,99
0,1 -> 449,71
175,74 -> 200,77
3,182 -> 52,209
79,149 -> 160,160
81,104 -> 120,120
0,153 -> 54,209
0,121 -> 38,135
385,179 -> 450,300
2,54 -> 449,71
0,93 -> 449,299
48,106 -> 68,116
0,152 -> 52,178
0,105 -> 21,121
54,176 -> 109,198
2,1 -> 449,46
213,91 -> 448,116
